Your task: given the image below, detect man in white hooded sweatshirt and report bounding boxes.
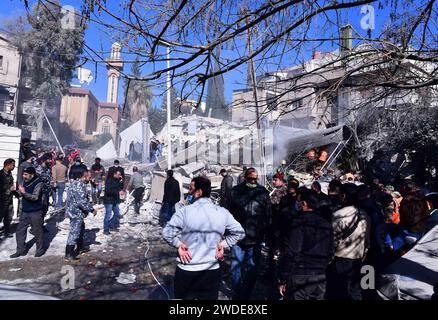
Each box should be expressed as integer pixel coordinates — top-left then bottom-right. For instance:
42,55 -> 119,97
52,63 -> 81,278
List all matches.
163,176 -> 245,300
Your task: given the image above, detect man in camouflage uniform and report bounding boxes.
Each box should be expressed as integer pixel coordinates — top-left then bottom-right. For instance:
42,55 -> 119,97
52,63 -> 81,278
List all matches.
64,169 -> 96,262
36,153 -> 53,222
0,159 -> 17,238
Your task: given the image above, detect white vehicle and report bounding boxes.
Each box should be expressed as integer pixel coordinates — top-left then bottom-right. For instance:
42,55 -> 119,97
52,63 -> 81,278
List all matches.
377,211 -> 438,300
0,285 -> 58,300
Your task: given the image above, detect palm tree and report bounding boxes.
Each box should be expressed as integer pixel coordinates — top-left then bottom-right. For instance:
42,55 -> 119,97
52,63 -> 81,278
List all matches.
124,57 -> 153,124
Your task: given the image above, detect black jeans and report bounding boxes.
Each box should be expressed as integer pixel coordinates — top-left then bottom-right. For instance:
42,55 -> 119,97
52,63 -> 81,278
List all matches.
174,267 -> 221,300
326,257 -> 363,300
133,187 -> 145,214
15,211 -> 44,254
285,274 -> 327,300
0,199 -> 14,234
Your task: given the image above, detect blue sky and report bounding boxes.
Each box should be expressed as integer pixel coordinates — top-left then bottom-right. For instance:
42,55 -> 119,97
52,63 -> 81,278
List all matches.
0,0 -> 418,108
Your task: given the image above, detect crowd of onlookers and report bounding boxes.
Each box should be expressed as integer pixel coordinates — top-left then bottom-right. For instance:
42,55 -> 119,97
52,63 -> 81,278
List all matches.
2,138 -> 438,300
161,164 -> 438,300
0,138 -> 146,261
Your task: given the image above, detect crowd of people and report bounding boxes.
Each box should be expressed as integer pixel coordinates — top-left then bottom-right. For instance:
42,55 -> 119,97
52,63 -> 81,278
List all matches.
162,166 -> 438,300
0,139 -> 146,263
2,138 -> 438,300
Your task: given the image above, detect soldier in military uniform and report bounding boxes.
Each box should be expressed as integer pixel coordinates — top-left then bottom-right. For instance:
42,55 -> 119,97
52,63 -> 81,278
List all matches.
0,159 -> 17,238
36,153 -> 53,231
64,169 -> 96,262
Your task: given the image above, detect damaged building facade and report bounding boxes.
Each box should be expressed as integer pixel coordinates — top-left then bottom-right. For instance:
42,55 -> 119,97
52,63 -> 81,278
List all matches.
0,33 -> 60,143
0,33 -> 21,126
231,27 -> 438,140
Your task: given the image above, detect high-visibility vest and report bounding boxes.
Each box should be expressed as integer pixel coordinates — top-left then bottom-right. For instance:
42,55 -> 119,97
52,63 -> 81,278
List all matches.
319,150 -> 328,162
392,197 -> 402,224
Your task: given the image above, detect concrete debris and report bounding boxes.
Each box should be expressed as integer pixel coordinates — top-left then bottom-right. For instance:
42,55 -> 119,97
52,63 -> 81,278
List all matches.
149,171 -> 166,203
179,162 -> 205,177
116,272 -> 136,285
8,268 -> 22,272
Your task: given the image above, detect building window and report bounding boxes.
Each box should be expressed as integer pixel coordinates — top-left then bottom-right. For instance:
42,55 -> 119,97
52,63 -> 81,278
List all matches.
266,92 -> 277,111
111,75 -> 115,102
103,125 -> 110,134
0,95 -> 7,112
290,99 -> 303,111
0,56 -> 3,69
102,117 -> 111,134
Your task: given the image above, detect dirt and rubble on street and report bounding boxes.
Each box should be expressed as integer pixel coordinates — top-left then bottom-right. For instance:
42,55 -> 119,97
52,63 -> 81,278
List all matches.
0,202 -> 178,300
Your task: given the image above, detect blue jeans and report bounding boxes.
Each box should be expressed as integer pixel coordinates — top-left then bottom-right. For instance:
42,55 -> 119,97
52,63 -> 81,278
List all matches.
230,244 -> 262,300
91,182 -> 103,203
160,202 -> 175,222
53,182 -> 65,208
104,203 -> 120,231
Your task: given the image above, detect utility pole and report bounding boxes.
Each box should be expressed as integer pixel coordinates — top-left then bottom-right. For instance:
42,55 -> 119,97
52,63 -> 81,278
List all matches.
41,106 -> 65,156
166,45 -> 172,170
142,117 -> 150,163
246,13 -> 266,185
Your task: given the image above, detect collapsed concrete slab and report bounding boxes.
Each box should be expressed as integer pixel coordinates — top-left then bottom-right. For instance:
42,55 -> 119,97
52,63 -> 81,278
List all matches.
179,162 -> 205,177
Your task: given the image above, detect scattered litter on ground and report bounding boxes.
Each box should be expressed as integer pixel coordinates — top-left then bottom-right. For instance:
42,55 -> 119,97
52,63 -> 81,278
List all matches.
116,272 -> 136,285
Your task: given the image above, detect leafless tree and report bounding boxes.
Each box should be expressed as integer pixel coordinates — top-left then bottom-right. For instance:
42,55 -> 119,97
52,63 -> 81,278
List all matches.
24,1 -> 438,153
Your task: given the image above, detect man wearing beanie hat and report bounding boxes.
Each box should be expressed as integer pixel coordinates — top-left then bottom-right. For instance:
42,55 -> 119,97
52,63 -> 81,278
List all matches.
11,167 -> 45,258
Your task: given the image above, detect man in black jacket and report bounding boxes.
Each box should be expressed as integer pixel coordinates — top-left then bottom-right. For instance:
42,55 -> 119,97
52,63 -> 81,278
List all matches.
10,167 -> 45,258
219,168 -> 233,210
278,188 -> 334,300
160,170 -> 181,224
107,160 -> 125,180
0,159 -> 17,238
278,179 -> 300,254
357,184 -> 385,270
319,179 -> 343,221
69,157 -> 88,181
229,167 -> 271,300
103,169 -> 124,235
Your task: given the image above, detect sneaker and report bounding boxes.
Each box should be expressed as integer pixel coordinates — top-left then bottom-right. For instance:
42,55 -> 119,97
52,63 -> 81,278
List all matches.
10,251 -> 26,258
103,230 -> 111,235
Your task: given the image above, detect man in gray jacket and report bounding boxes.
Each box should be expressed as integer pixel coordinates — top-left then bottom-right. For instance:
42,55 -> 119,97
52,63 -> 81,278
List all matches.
162,176 -> 245,300
127,166 -> 145,214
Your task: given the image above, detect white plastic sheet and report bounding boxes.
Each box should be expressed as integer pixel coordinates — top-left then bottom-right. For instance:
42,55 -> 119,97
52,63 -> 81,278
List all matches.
96,139 -> 117,160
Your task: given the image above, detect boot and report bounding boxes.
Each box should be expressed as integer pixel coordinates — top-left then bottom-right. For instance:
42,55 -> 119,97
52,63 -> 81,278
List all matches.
10,251 -> 26,258
64,245 -> 80,263
75,238 -> 90,256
